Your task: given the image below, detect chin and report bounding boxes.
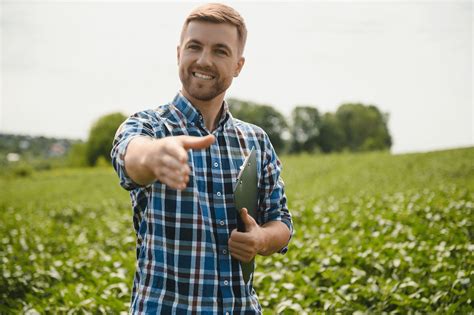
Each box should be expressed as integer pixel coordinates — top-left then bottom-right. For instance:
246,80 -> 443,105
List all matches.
187,86 -> 225,102
192,92 -> 220,102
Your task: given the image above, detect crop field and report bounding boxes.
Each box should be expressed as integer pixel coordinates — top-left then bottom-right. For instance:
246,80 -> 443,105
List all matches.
0,147 -> 473,313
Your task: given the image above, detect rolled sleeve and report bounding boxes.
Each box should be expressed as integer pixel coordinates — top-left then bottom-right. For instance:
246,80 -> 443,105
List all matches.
258,134 -> 294,254
110,110 -> 159,191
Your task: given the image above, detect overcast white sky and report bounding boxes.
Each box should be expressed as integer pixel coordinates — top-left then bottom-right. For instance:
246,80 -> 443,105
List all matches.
1,0 -> 472,153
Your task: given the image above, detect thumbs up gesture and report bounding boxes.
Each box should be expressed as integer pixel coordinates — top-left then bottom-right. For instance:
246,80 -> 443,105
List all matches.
125,134 -> 215,190
228,208 -> 267,263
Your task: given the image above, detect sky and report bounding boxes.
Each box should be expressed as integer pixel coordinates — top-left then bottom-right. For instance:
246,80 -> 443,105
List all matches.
1,0 -> 472,154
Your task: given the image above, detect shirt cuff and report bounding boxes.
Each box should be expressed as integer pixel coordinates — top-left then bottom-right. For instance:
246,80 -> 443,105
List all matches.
280,219 -> 294,254
114,134 -> 147,191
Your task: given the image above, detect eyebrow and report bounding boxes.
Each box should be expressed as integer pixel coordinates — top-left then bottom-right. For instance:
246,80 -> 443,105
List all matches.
186,39 -> 203,46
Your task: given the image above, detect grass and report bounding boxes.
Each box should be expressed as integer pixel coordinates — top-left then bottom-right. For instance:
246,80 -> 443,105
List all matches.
0,147 -> 473,313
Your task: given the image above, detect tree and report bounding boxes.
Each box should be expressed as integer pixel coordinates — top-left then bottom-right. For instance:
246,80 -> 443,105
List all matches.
335,103 -> 391,152
319,112 -> 346,153
227,98 -> 288,153
67,141 -> 88,167
289,106 -> 321,153
86,112 -> 127,166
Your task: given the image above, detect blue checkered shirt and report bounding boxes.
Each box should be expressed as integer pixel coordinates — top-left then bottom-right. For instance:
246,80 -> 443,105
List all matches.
111,93 -> 293,314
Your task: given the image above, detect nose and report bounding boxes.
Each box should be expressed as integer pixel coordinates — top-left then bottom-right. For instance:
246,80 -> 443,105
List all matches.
196,49 -> 212,67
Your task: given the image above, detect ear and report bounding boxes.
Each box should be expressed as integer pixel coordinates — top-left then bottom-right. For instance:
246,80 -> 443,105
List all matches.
233,56 -> 245,77
177,45 -> 181,65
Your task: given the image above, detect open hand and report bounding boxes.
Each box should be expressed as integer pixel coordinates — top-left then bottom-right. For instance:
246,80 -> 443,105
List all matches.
144,135 -> 215,190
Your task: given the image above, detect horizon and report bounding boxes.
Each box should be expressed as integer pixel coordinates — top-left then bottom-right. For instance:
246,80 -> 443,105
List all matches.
1,130 -> 473,156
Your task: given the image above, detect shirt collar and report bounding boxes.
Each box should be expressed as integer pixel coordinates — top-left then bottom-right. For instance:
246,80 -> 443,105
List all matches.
171,92 -> 234,130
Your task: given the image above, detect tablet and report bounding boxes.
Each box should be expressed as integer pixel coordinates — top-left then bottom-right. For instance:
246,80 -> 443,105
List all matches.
233,148 -> 258,284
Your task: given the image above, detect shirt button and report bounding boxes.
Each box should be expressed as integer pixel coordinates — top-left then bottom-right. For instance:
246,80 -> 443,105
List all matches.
216,191 -> 221,197
190,122 -> 195,126
213,162 -> 219,168
219,220 -> 225,226
222,249 -> 227,254
224,280 -> 229,285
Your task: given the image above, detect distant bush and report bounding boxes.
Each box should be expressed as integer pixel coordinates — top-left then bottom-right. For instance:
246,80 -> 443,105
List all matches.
33,161 -> 52,171
95,156 -> 111,168
67,142 -> 88,167
11,163 -> 34,177
86,113 -> 127,166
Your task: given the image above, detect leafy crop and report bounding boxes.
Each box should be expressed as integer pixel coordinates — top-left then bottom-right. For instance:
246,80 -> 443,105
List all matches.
1,148 -> 473,313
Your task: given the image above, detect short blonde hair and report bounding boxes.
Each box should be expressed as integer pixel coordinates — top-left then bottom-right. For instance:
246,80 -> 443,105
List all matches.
181,3 -> 247,55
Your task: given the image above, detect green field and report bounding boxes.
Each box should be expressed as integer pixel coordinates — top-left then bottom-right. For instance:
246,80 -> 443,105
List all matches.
1,148 -> 473,313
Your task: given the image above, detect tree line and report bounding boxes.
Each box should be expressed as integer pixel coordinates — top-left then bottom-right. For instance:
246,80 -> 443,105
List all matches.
228,98 -> 392,154
73,99 -> 392,166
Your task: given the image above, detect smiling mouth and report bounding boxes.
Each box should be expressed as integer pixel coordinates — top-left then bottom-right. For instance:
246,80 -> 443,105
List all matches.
192,72 -> 215,80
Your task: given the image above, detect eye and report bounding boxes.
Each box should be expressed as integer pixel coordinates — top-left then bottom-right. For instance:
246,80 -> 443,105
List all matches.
187,44 -> 200,51
215,49 -> 229,56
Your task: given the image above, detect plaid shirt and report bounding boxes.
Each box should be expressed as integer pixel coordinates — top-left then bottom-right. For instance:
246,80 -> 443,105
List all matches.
111,92 -> 293,314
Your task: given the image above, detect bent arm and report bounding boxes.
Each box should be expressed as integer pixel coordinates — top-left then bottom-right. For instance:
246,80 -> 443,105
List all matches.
259,220 -> 291,256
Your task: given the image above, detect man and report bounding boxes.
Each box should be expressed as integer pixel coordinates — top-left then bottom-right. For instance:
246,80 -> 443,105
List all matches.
111,3 -> 293,314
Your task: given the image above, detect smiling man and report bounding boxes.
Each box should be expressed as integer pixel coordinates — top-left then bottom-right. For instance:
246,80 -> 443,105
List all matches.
111,3 -> 293,314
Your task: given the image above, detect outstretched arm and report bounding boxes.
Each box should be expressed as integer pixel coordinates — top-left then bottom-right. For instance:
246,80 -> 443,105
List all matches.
124,135 -> 215,189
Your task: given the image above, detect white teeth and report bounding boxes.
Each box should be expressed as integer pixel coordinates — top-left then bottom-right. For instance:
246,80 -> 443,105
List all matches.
193,72 -> 214,80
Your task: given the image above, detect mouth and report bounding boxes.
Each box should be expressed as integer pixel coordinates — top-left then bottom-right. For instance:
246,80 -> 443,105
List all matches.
192,71 -> 215,80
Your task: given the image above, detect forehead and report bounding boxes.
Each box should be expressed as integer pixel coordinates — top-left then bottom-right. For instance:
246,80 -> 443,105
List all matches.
183,21 -> 239,49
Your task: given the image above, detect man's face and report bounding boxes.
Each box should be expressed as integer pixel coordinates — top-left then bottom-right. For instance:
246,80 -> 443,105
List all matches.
178,21 -> 245,102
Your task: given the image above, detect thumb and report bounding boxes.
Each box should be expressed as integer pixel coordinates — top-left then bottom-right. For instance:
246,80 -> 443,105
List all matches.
240,208 -> 257,229
180,135 -> 215,150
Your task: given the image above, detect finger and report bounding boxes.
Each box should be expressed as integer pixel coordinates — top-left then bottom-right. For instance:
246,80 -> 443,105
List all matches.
230,250 -> 253,263
161,154 -> 189,175
170,169 -> 188,182
229,232 -> 254,246
230,247 -> 249,259
180,135 -> 215,150
229,239 -> 254,255
230,251 -> 245,262
164,177 -> 186,190
154,165 -> 185,183
163,141 -> 189,163
240,208 -> 257,229
229,230 -> 249,243
161,172 -> 188,190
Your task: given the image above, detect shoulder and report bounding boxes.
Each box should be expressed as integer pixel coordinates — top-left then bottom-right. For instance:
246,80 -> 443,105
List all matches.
232,117 -> 268,142
125,104 -> 174,126
117,104 -> 175,138
230,117 -> 278,165
129,104 -> 171,120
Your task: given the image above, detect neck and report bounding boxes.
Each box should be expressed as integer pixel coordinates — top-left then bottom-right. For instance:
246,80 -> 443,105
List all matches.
182,89 -> 225,132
